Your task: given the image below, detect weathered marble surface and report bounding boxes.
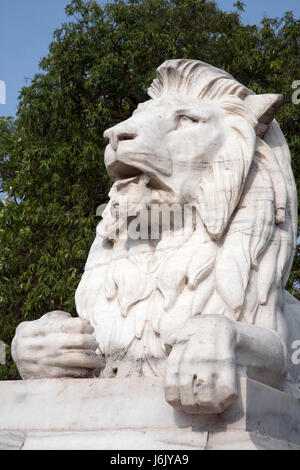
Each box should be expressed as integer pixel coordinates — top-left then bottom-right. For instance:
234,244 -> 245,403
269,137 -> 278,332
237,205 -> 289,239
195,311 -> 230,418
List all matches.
1,377 -> 300,450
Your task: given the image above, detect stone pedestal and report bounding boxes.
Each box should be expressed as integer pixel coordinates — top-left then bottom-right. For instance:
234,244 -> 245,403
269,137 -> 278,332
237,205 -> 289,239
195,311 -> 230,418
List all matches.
0,377 -> 300,450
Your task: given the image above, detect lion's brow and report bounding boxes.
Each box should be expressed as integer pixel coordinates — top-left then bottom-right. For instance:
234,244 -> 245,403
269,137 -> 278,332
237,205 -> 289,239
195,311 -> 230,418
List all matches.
175,107 -> 211,120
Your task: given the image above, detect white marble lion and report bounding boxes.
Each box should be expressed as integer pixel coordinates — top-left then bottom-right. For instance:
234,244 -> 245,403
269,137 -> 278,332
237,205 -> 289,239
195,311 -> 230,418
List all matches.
12,59 -> 300,414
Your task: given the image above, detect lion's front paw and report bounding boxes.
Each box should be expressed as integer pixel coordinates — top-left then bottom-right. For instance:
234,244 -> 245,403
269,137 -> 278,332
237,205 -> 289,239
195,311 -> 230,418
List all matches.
164,315 -> 238,414
12,311 -> 105,380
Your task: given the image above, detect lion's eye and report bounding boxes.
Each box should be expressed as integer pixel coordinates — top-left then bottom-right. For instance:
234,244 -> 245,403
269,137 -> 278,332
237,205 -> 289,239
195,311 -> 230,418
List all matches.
178,115 -> 200,128
181,115 -> 198,123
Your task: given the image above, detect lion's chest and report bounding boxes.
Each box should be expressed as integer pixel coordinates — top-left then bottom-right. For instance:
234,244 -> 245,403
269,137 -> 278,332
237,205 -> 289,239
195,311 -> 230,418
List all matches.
75,254 -> 195,377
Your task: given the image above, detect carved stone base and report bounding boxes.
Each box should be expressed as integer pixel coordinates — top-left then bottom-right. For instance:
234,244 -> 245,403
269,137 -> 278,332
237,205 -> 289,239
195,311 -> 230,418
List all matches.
1,377 -> 300,450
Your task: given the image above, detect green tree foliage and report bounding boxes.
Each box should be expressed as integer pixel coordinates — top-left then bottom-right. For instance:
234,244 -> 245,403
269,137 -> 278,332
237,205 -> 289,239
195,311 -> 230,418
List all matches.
0,0 -> 299,380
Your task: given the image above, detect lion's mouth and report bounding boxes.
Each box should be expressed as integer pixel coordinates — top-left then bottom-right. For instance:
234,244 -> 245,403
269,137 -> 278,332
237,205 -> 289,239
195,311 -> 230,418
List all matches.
107,159 -> 171,192
108,160 -> 142,180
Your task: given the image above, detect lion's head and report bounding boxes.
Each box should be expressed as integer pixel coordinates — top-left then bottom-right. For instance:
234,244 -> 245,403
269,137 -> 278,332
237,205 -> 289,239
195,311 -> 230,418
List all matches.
75,59 -> 297,378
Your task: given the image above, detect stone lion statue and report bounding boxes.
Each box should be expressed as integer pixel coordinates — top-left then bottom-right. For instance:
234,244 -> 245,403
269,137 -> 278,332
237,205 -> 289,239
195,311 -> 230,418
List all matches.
12,59 -> 300,414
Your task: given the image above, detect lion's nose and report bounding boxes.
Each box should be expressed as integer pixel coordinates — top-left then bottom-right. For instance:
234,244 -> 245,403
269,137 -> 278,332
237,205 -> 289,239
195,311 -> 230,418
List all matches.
104,126 -> 137,151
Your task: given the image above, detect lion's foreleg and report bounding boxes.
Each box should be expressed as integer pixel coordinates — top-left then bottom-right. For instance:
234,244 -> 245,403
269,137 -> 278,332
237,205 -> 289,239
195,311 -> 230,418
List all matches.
164,315 -> 287,414
234,319 -> 287,389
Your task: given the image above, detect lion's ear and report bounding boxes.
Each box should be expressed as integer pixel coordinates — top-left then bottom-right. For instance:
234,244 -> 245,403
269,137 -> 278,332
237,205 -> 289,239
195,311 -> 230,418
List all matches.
245,94 -> 283,137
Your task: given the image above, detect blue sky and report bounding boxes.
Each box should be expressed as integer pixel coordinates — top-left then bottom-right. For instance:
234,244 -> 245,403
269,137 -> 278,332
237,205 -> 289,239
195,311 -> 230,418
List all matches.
0,0 -> 300,117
